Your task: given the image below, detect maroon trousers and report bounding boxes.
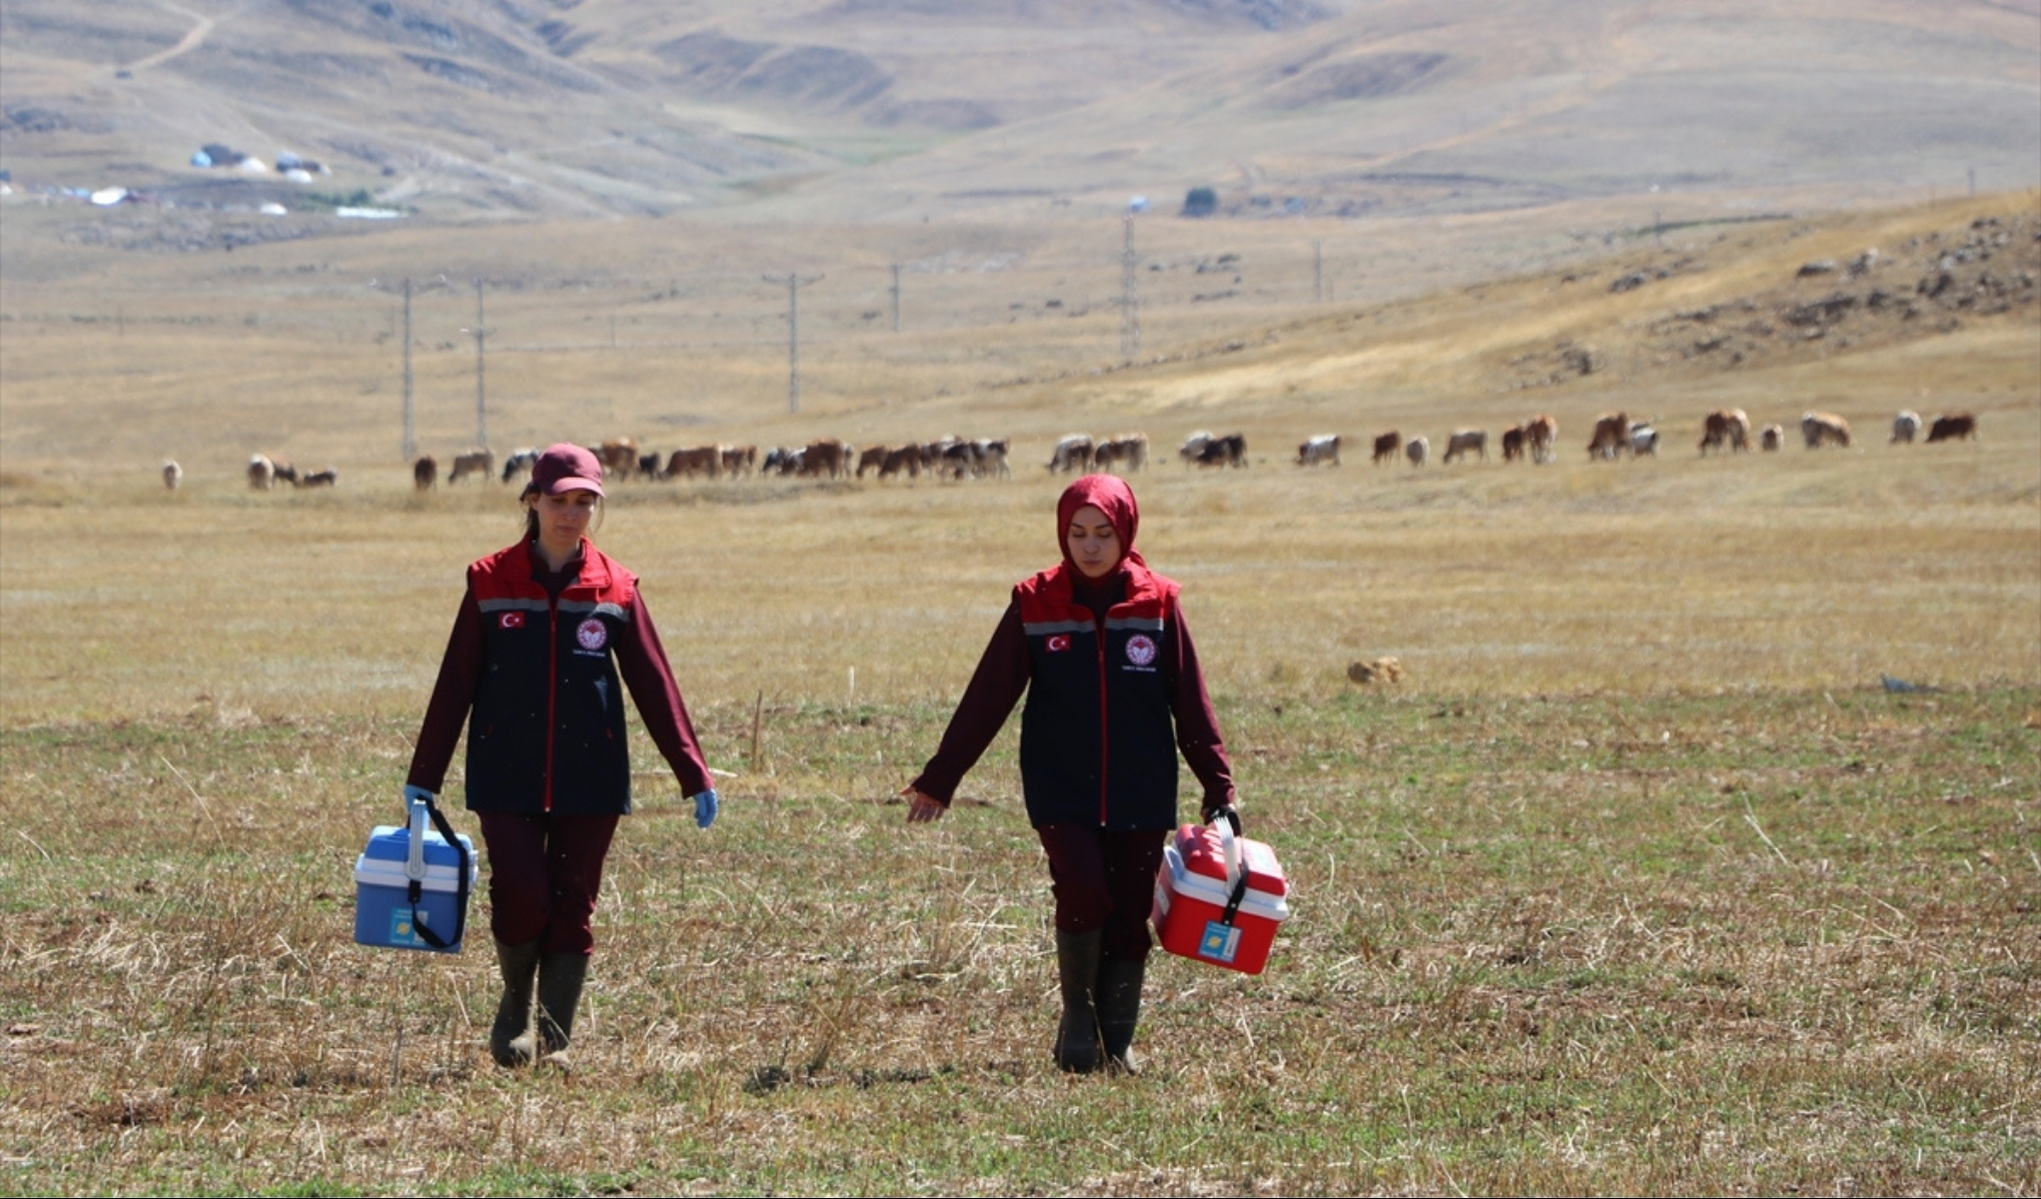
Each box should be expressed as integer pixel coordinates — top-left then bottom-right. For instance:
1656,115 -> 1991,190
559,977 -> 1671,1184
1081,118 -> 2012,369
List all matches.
1036,824 -> 1168,963
476,811 -> 620,955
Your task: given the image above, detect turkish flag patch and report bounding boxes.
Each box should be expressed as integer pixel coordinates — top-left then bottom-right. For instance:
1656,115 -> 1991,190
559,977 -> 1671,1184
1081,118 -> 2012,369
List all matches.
1046,633 -> 1071,652
499,611 -> 525,630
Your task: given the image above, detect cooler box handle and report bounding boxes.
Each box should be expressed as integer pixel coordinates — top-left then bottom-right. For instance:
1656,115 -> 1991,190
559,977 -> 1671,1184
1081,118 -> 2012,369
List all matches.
404,794 -> 470,951
1212,815 -> 1251,926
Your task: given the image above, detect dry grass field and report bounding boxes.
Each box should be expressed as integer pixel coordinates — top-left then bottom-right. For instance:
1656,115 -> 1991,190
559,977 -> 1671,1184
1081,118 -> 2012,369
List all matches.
1,185 -> 2037,1194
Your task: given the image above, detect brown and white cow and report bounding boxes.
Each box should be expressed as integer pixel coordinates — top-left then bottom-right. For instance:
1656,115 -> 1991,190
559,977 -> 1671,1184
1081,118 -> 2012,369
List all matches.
1296,434 -> 1341,466
1925,412 -> 1977,443
1760,424 -> 1784,451
801,438 -> 851,479
1800,411 -> 1852,449
1049,434 -> 1095,474
1094,433 -> 1148,474
1700,408 -> 1752,455
162,460 -> 183,491
878,445 -> 923,480
664,446 -> 721,480
722,445 -> 757,477
974,437 -> 1012,479
1587,412 -> 1629,460
248,453 -> 276,491
1189,432 -> 1247,468
1524,415 -> 1558,464
1442,429 -> 1487,464
448,448 -> 495,483
1372,431 -> 1402,465
597,438 -> 639,481
856,444 -> 890,479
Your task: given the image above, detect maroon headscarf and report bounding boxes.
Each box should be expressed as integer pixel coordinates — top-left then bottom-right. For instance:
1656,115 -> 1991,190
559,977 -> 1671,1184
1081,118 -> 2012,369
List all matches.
1056,473 -> 1145,578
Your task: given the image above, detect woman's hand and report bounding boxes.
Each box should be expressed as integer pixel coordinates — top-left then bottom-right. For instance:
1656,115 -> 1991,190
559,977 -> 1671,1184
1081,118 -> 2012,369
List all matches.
902,785 -> 947,824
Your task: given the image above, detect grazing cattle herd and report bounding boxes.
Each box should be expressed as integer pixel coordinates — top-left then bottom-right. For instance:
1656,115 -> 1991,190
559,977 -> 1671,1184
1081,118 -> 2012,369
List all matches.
195,405 -> 1984,495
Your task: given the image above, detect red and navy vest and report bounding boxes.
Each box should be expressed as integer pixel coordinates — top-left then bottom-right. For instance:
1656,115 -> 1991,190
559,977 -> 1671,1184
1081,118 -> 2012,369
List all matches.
1015,561 -> 1182,831
464,541 -> 638,816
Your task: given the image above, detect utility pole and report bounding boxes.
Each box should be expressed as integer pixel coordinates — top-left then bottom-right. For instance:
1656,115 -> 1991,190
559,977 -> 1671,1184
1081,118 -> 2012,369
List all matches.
401,278 -> 415,460
763,271 -> 823,413
890,263 -> 901,333
1119,211 -> 1140,362
462,279 -> 489,448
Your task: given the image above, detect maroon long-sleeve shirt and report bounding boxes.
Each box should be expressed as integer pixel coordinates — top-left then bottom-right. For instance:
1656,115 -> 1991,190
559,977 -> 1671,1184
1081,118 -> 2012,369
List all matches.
911,582 -> 1235,813
406,546 -> 713,800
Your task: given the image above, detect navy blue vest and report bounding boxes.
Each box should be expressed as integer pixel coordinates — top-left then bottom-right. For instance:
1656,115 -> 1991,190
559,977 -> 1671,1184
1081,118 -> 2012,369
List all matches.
1014,562 -> 1181,830
465,542 -> 637,815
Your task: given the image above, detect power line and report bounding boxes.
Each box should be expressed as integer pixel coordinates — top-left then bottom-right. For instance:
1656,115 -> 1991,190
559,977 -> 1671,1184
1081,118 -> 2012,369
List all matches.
763,271 -> 823,413
458,278 -> 490,448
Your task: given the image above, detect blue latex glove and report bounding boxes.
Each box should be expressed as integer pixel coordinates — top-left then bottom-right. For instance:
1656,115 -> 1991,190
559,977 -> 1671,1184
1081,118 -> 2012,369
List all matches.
691,788 -> 719,830
403,784 -> 434,806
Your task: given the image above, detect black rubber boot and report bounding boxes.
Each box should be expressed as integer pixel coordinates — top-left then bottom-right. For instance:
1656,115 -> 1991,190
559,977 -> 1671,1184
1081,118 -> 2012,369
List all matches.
1096,954 -> 1147,1075
535,952 -> 590,1067
489,940 -> 541,1068
1053,929 -> 1103,1074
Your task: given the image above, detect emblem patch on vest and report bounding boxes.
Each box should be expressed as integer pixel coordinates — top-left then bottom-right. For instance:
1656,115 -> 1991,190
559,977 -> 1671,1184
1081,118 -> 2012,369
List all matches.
499,611 -> 524,630
575,618 -> 608,651
1125,634 -> 1157,666
1047,633 -> 1072,653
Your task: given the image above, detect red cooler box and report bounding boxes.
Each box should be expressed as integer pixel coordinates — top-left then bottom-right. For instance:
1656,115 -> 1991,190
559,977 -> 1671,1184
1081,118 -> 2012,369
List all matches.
1153,820 -> 1291,974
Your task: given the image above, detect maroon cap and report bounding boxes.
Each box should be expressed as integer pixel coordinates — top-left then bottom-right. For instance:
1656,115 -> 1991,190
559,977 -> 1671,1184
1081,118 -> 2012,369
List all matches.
530,443 -> 604,497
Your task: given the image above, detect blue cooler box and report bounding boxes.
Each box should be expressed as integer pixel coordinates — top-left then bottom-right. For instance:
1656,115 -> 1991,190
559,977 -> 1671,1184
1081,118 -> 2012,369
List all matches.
354,805 -> 477,953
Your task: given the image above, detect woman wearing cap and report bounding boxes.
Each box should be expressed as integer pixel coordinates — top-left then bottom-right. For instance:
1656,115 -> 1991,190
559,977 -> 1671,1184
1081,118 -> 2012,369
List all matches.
902,473 -> 1237,1074
404,443 -> 719,1069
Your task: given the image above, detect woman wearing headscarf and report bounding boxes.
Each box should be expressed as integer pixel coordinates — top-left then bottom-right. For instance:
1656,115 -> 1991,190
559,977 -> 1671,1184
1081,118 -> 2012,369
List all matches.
902,473 -> 1237,1073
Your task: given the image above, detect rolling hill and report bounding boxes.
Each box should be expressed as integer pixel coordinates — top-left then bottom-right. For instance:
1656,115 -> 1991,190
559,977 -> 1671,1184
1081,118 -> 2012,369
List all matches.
2,0 -> 2034,228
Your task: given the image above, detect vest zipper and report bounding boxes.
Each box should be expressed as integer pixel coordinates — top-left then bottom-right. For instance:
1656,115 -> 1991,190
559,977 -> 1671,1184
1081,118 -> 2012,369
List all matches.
544,596 -> 559,812
1095,606 -> 1110,827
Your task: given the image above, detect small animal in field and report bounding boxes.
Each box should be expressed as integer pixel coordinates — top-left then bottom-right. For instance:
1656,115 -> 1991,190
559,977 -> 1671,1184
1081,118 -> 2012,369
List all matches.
1760,424 -> 1784,451
1587,412 -> 1629,460
1700,408 -> 1752,455
1925,412 -> 1977,443
162,460 -> 183,491
447,448 -> 494,483
1346,657 -> 1404,685
1405,436 -> 1429,467
1295,434 -> 1341,466
413,455 -> 438,491
597,438 -> 639,481
500,448 -> 538,484
1890,410 -> 1921,444
1800,411 -> 1852,449
248,453 -> 275,491
1629,422 -> 1660,456
1371,431 -> 1401,465
1094,433 -> 1147,473
1524,414 -> 1558,464
1442,429 -> 1487,464
1050,433 -> 1095,474
300,468 -> 337,487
